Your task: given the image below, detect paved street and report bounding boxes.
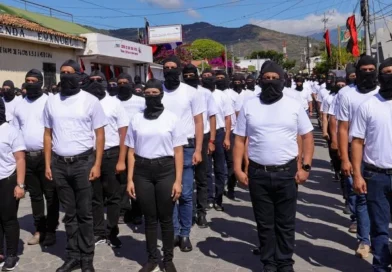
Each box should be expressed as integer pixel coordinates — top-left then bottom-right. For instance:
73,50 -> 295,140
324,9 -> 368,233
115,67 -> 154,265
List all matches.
15,123 -> 373,272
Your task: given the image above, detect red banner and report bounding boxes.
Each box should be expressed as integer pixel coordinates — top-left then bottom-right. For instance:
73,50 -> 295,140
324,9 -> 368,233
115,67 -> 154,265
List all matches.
346,15 -> 360,57
323,29 -> 332,59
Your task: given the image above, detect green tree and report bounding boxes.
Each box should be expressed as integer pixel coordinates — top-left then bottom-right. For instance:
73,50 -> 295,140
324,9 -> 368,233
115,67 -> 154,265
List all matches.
282,59 -> 296,71
314,45 -> 355,73
247,50 -> 284,65
189,39 -> 225,60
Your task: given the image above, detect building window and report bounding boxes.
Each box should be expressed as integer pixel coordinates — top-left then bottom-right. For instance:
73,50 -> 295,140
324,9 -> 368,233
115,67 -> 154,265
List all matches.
43,63 -> 56,87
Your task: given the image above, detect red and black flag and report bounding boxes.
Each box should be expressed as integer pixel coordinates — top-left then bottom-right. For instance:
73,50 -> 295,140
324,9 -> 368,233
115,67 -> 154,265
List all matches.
323,29 -> 332,59
346,15 -> 360,57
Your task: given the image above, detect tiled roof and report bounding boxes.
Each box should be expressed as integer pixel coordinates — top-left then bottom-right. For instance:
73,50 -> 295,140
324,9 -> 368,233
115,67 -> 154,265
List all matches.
0,14 -> 86,42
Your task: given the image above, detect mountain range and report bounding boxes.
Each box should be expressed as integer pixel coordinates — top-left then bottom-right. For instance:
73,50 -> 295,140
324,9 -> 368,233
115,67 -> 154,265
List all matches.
89,22 -> 322,63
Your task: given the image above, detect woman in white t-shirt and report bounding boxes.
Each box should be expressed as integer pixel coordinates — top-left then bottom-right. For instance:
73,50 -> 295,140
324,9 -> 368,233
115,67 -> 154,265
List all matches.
125,79 -> 187,272
0,98 -> 26,270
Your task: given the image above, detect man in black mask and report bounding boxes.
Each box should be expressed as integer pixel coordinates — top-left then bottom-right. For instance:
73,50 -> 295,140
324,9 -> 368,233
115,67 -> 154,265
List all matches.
13,69 -> 60,248
133,84 -> 144,97
44,59 -> 107,272
107,78 -> 118,97
246,75 -> 256,91
115,72 -> 145,225
86,71 -> 107,100
346,63 -> 356,86
79,73 -> 90,90
161,55 -> 205,252
294,76 -> 313,116
183,64 -> 218,227
1,80 -> 21,122
350,57 -> 392,271
284,73 -> 292,88
234,60 -> 314,272
336,55 -> 379,259
134,75 -> 143,86
232,74 -> 243,94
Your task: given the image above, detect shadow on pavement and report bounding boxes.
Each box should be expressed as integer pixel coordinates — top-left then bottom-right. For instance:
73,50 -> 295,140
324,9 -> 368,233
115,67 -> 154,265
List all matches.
297,203 -> 349,228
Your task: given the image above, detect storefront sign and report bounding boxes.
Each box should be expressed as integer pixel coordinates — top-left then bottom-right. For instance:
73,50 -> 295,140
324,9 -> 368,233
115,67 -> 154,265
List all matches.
148,25 -> 182,45
0,46 -> 52,58
115,43 -> 142,56
0,24 -> 84,49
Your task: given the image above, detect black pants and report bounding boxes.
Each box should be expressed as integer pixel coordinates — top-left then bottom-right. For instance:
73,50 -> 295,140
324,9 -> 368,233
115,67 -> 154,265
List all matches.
26,153 -> 59,233
248,160 -> 297,272
133,155 -> 175,264
52,152 -> 95,261
194,132 -> 209,216
92,147 -> 121,237
225,131 -> 236,192
0,174 -> 20,256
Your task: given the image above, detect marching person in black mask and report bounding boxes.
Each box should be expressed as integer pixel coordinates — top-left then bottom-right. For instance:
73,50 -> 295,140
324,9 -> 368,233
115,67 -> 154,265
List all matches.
134,75 -> 144,86
284,73 -> 292,88
116,72 -> 145,225
126,78 -> 185,272
134,84 -> 145,97
86,71 -> 128,248
337,55 -> 378,258
234,60 -> 314,272
183,65 -> 218,227
44,59 -> 107,272
246,75 -> 256,91
1,80 -> 21,122
13,69 -> 60,248
232,74 -> 244,94
346,63 -> 356,86
107,78 -> 118,97
79,73 -> 90,90
293,76 -> 313,115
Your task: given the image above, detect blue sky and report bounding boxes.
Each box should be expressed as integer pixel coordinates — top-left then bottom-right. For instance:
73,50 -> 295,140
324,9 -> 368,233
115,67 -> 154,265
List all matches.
1,0 -> 389,35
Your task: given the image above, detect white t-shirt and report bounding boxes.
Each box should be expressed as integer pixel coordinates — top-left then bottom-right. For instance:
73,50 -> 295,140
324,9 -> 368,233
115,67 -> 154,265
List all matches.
118,95 -> 145,121
255,85 -> 262,96
234,95 -> 313,166
125,110 -> 188,159
321,93 -> 336,114
0,123 -> 26,180
350,94 -> 392,168
235,90 -> 258,113
44,91 -> 108,156
223,88 -> 239,130
291,87 -> 312,110
317,88 -> 330,103
327,85 -> 352,116
212,89 -> 234,130
197,86 -> 218,134
3,96 -> 22,122
283,87 -> 302,104
12,94 -> 48,151
100,95 -> 129,150
162,82 -> 205,138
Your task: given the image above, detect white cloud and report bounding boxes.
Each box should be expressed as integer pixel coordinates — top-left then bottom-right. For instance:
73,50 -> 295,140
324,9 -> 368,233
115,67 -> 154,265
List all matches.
187,8 -> 201,18
250,10 -> 357,35
140,0 -> 183,8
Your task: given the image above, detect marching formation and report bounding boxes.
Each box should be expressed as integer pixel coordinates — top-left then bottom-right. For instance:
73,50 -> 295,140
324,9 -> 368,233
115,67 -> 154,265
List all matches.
0,54 -> 392,272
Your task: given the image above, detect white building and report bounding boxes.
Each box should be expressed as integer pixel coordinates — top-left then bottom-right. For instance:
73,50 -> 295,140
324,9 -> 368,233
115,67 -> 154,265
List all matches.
372,21 -> 392,62
237,58 -> 268,72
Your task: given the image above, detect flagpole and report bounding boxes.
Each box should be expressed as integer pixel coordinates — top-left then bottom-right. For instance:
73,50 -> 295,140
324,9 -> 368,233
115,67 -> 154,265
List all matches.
337,25 -> 341,69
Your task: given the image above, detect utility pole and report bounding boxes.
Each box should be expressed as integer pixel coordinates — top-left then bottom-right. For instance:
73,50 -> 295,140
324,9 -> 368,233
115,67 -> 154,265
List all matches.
231,45 -> 235,75
307,37 -> 311,74
361,0 -> 371,55
371,4 -> 380,68
225,45 -> 228,75
322,12 -> 330,31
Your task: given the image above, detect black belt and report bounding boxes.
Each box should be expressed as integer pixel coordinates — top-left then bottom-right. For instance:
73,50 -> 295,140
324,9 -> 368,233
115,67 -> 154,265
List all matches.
364,163 -> 392,175
53,149 -> 93,163
103,146 -> 119,156
184,138 -> 195,148
135,154 -> 173,164
26,150 -> 43,157
249,158 -> 296,172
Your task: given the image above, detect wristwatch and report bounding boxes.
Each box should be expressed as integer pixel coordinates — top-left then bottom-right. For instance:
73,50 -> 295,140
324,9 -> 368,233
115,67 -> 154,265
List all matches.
209,140 -> 215,145
302,164 -> 312,172
17,184 -> 26,189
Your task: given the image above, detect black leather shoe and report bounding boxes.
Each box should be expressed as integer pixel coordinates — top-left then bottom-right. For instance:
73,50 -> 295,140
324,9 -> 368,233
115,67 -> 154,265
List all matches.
56,258 -> 80,272
173,235 -> 180,248
214,203 -> 224,212
179,236 -> 192,252
81,259 -> 95,272
196,215 -> 208,228
42,232 -> 56,247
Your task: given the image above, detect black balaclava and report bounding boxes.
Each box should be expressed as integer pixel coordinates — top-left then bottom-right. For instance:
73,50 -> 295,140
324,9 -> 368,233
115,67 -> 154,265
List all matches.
319,75 -> 326,85
284,73 -> 292,88
260,61 -> 285,104
25,69 -> 44,100
326,73 -> 335,90
183,64 -> 200,89
134,75 -> 142,85
356,55 -> 378,93
86,70 -> 107,100
295,76 -> 305,91
134,83 -> 144,97
0,98 -> 5,126
117,73 -> 134,101
163,55 -> 181,90
79,73 -> 90,90
201,68 -> 216,91
345,63 -> 356,85
60,59 -> 81,96
144,79 -> 164,120
232,74 -> 243,94
246,74 -> 256,91
2,80 -> 15,102
215,70 -> 228,91
107,78 -> 118,96
378,58 -> 392,100
20,83 -> 27,98
331,77 -> 346,94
